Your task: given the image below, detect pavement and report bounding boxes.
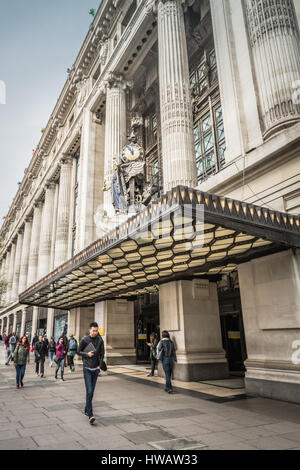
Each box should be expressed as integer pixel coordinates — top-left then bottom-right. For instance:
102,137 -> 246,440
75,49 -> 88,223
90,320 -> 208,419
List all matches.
1,342 -> 300,450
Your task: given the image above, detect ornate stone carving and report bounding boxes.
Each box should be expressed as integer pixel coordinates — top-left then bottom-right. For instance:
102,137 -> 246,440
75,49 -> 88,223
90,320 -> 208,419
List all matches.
111,132 -> 159,214
76,77 -> 88,108
99,36 -> 109,65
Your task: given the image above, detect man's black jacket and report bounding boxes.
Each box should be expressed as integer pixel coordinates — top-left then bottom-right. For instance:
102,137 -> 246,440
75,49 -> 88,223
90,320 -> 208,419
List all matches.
77,334 -> 105,369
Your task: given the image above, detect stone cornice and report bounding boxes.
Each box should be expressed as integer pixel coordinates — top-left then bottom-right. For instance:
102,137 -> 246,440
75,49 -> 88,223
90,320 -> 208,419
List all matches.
0,0 -> 156,248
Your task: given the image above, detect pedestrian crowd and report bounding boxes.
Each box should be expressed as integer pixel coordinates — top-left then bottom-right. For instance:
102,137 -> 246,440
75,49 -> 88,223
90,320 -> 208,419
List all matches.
2,331 -> 78,387
1,323 -> 177,424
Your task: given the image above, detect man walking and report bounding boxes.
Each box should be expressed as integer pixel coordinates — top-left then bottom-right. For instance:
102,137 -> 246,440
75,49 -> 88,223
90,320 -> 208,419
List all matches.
5,332 -> 17,365
77,322 -> 105,425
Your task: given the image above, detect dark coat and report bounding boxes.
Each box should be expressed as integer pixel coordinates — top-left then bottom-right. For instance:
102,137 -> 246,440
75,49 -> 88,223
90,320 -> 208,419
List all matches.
149,337 -> 159,361
34,341 -> 47,361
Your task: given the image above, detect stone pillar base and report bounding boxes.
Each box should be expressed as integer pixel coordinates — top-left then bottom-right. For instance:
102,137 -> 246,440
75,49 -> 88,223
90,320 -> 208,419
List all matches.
245,365 -> 300,405
157,353 -> 229,382
106,349 -> 136,366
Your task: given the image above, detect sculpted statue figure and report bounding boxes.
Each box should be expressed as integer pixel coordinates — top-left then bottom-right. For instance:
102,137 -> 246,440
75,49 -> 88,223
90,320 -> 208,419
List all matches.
111,131 -> 161,214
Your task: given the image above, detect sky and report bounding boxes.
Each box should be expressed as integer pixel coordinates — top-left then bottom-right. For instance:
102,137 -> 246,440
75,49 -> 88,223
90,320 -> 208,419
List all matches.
0,0 -> 101,227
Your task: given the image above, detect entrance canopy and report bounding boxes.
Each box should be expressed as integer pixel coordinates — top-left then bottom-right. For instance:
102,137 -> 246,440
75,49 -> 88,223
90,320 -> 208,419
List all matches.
19,186 -> 300,311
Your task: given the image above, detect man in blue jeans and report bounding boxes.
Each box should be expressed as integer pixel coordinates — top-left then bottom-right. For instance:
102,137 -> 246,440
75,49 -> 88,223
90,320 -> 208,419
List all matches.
156,330 -> 177,394
77,322 -> 105,424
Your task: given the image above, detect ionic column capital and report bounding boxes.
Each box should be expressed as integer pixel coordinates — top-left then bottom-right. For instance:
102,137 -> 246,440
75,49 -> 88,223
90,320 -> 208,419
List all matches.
34,200 -> 43,209
149,0 -> 195,15
106,72 -> 134,91
25,215 -> 33,223
60,154 -> 73,166
45,179 -> 57,190
17,227 -> 24,235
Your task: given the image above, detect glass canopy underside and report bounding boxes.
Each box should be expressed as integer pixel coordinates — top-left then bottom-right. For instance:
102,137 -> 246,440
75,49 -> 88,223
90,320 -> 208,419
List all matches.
19,186 -> 300,311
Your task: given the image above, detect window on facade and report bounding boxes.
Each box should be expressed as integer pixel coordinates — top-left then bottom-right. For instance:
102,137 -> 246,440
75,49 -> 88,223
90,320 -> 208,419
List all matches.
190,47 -> 226,183
145,113 -> 157,150
144,112 -> 161,188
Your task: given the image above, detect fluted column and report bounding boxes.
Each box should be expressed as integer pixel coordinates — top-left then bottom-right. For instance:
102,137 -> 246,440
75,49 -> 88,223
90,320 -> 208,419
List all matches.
38,181 -> 56,278
20,308 -> 26,336
103,75 -> 128,216
6,314 -> 10,335
6,241 -> 16,304
156,0 -> 197,191
3,251 -> 11,304
11,228 -> 24,302
12,312 -> 17,334
245,0 -> 300,139
46,308 -> 54,339
18,216 -> 33,294
31,306 -> 38,340
27,202 -> 43,287
54,156 -> 73,268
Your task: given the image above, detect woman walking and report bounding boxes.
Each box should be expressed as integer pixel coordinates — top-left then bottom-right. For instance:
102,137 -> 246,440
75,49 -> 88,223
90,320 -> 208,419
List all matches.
156,330 -> 177,394
48,337 -> 56,367
34,335 -> 47,377
146,332 -> 159,377
13,336 -> 30,389
55,337 -> 67,381
67,334 -> 78,373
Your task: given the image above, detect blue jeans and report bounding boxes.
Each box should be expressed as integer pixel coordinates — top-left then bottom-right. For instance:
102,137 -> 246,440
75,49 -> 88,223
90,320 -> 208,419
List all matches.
55,358 -> 65,378
49,351 -> 54,363
16,364 -> 26,385
162,357 -> 174,391
83,368 -> 99,418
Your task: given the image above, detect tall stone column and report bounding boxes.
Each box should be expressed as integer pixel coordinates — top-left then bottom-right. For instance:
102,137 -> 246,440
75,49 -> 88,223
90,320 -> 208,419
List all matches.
156,0 -> 197,191
6,241 -> 16,304
94,300 -> 136,365
238,249 -> 300,405
38,181 -> 56,278
12,312 -> 17,334
103,75 -> 128,217
18,216 -> 33,294
77,108 -> 105,250
3,251 -> 11,305
54,155 -> 73,268
20,308 -> 26,336
210,0 -> 263,162
6,314 -> 10,335
50,183 -> 59,271
27,202 -> 43,287
245,0 -> 300,139
46,308 -> 54,339
11,228 -> 24,302
31,306 -> 39,339
159,279 -> 229,381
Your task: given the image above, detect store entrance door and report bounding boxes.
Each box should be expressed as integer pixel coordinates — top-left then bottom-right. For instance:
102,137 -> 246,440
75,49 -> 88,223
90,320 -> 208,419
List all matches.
135,293 -> 160,363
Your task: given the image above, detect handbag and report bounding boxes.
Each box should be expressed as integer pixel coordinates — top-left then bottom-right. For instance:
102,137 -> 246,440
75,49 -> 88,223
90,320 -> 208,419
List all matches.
54,356 -> 60,364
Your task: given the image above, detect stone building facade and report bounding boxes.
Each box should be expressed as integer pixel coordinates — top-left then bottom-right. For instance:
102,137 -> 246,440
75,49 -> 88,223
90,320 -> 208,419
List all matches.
1,0 -> 300,404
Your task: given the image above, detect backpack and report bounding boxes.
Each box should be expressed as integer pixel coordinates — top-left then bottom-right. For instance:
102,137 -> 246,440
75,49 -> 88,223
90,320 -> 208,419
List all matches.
9,336 -> 16,345
69,338 -> 77,350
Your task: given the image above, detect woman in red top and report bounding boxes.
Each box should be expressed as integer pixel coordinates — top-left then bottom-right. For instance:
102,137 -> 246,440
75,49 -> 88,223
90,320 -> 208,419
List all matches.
55,337 -> 66,382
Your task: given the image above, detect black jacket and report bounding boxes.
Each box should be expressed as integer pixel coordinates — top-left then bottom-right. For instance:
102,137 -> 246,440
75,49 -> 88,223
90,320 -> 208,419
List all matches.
156,339 -> 177,362
77,334 -> 105,369
34,341 -> 48,360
